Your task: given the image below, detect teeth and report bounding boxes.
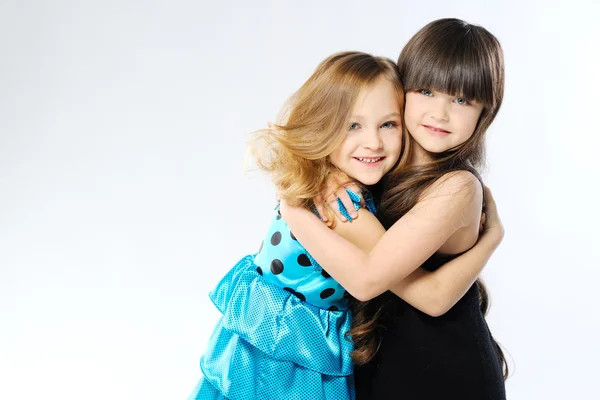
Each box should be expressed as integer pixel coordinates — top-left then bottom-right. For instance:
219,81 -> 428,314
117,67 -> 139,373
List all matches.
357,157 -> 381,163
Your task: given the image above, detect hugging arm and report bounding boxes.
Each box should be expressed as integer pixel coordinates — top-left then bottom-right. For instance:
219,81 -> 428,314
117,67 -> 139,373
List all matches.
281,172 -> 503,305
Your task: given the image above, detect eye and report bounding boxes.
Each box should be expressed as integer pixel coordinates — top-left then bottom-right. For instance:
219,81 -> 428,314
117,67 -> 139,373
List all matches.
455,97 -> 470,105
419,89 -> 433,96
381,121 -> 398,129
349,122 -> 361,130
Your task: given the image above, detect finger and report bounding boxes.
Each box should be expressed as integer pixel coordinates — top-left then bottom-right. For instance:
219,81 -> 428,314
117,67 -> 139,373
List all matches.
483,185 -> 493,202
479,212 -> 487,233
327,196 -> 347,222
325,173 -> 345,197
314,194 -> 327,222
336,187 -> 358,219
483,186 -> 497,213
346,182 -> 365,207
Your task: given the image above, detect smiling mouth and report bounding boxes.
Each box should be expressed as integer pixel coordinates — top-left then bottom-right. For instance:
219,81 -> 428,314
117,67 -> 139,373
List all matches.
354,157 -> 384,164
423,125 -> 451,134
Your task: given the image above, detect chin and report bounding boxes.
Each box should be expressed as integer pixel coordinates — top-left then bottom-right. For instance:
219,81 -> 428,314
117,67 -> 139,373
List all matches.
423,143 -> 452,154
355,176 -> 381,186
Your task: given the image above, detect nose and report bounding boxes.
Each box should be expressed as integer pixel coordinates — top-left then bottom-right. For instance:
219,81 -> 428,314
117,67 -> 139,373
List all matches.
362,127 -> 383,151
429,97 -> 450,122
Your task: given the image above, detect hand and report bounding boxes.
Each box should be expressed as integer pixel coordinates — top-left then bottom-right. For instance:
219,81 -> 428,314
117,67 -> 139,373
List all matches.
481,186 -> 504,243
479,211 -> 487,234
313,171 -> 362,223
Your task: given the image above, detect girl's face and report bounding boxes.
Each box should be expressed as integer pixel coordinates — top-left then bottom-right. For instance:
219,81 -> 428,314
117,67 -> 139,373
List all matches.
404,89 -> 484,160
328,76 -> 402,186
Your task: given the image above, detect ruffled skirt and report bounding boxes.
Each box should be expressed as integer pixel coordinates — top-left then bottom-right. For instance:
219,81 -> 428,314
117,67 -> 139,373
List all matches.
188,254 -> 355,400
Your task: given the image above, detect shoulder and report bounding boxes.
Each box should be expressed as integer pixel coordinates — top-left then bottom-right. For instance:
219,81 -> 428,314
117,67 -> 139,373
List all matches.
409,170 -> 483,232
421,170 -> 482,207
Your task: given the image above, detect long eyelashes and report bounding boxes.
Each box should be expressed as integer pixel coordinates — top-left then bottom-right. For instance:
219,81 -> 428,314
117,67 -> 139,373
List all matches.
348,121 -> 399,130
416,89 -> 471,106
381,121 -> 398,129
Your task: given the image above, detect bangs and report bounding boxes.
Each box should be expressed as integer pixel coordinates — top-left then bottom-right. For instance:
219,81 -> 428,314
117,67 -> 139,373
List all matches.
400,28 -> 497,108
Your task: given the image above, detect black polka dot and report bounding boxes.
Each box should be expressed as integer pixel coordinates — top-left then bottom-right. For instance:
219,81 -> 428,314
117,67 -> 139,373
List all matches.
276,209 -> 282,220
320,288 -> 335,299
297,253 -> 312,267
256,266 -> 263,276
321,269 -> 331,278
283,287 -> 306,302
290,231 -> 297,241
270,259 -> 284,274
258,240 -> 263,254
327,306 -> 339,312
270,231 -> 282,246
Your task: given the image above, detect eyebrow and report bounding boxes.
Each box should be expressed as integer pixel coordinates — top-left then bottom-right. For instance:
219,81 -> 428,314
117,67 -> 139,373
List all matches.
350,112 -> 402,120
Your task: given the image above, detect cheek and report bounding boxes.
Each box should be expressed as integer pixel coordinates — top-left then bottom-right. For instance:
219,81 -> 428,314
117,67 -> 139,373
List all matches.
403,102 -> 420,126
461,113 -> 481,137
383,133 -> 402,155
328,141 -> 349,168
327,151 -> 341,168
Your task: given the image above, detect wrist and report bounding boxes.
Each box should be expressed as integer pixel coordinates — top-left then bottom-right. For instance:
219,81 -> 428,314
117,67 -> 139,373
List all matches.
482,226 -> 504,247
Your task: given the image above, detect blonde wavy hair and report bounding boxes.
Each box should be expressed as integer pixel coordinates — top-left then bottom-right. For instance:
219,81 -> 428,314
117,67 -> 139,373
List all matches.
248,51 -> 407,210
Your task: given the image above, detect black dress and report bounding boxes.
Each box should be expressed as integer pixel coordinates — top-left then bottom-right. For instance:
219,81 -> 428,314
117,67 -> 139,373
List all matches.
354,254 -> 506,400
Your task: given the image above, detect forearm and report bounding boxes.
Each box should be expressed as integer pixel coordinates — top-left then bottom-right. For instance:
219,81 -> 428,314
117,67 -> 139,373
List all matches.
390,231 -> 502,316
282,206 -> 375,298
282,200 -> 458,301
281,179 -> 475,301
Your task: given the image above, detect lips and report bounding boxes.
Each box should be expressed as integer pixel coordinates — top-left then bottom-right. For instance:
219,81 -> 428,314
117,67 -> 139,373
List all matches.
354,157 -> 383,163
353,156 -> 385,167
423,124 -> 451,135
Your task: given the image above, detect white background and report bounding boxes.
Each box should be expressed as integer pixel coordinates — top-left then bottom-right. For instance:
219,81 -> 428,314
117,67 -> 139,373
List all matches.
1,0 -> 599,399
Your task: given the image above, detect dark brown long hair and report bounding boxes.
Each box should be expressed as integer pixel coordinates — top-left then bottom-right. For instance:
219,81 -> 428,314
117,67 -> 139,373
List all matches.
348,18 -> 509,379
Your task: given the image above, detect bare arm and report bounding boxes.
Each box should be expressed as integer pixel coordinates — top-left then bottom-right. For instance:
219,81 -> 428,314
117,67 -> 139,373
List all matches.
388,231 -> 501,316
328,185 -> 502,315
280,171 -> 485,301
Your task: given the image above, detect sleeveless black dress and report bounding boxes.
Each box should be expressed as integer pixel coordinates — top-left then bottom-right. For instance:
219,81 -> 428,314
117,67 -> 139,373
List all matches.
354,254 -> 506,400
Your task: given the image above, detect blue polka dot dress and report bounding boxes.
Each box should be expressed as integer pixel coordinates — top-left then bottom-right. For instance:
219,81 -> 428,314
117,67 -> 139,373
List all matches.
188,190 -> 376,400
